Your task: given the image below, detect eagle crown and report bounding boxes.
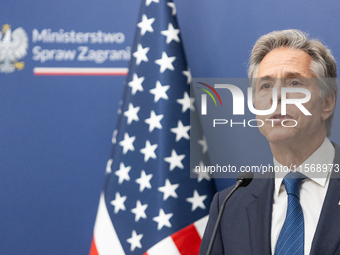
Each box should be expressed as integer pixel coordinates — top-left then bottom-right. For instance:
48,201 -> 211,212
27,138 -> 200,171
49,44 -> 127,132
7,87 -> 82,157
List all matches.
2,24 -> 11,35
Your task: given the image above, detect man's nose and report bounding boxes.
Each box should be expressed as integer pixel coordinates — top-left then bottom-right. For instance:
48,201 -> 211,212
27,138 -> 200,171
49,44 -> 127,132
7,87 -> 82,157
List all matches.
270,79 -> 282,105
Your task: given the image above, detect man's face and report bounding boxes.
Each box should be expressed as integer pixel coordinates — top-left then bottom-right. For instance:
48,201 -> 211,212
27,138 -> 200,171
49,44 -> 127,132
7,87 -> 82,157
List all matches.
254,47 -> 330,145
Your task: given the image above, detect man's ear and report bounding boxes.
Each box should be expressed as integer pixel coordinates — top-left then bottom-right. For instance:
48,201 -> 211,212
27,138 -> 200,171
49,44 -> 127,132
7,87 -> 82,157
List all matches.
321,92 -> 336,120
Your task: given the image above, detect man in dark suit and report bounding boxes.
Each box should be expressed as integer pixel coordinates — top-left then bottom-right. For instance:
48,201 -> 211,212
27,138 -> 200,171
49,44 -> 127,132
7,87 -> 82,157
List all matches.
199,29 -> 339,255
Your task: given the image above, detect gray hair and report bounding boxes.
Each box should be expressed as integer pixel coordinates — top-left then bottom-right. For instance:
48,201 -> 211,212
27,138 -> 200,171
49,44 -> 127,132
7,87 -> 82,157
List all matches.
248,29 -> 338,137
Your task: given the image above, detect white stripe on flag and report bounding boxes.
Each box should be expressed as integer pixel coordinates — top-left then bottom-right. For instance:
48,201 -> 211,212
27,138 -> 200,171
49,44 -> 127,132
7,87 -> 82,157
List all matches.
93,193 -> 125,255
146,216 -> 208,255
194,215 -> 209,238
146,236 -> 180,255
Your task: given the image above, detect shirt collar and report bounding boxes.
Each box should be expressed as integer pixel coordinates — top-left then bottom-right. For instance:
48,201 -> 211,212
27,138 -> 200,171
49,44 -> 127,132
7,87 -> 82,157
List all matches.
274,137 -> 334,195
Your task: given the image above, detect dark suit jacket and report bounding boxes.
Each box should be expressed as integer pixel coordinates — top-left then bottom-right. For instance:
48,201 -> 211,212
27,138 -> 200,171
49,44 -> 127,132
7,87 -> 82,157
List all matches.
199,143 -> 340,255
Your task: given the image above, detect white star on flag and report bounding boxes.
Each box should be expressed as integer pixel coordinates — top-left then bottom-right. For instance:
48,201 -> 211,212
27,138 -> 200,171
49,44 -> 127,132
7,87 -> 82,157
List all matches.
150,81 -> 170,102
117,105 -> 122,115
106,159 -> 113,174
111,129 -> 118,144
177,91 -> 195,112
198,135 -> 208,154
182,69 -> 191,84
195,161 -> 211,182
170,120 -> 190,142
146,0 -> 159,6
155,52 -> 176,73
133,44 -> 150,65
167,2 -> 176,15
124,103 -> 140,124
131,200 -> 148,222
186,190 -> 207,211
164,149 -> 185,171
110,192 -> 127,214
135,170 -> 153,192
153,209 -> 173,230
119,132 -> 136,154
145,110 -> 163,132
126,230 -> 143,251
128,73 -> 145,95
140,140 -> 158,162
158,179 -> 179,200
115,162 -> 132,184
137,14 -> 155,36
161,23 -> 180,44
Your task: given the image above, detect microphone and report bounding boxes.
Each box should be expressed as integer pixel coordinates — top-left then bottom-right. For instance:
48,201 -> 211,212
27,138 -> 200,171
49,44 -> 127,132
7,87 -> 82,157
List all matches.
205,171 -> 254,255
236,170 -> 254,187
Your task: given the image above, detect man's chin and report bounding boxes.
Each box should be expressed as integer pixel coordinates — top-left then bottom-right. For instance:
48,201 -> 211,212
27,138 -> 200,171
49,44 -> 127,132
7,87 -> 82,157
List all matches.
262,128 -> 297,145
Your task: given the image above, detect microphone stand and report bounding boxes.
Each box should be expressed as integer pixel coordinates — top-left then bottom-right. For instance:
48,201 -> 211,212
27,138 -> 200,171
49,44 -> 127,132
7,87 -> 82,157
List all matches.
205,172 -> 253,255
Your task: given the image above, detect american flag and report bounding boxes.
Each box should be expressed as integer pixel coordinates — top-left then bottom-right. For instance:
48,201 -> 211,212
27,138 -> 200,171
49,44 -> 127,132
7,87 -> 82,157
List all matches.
90,0 -> 216,254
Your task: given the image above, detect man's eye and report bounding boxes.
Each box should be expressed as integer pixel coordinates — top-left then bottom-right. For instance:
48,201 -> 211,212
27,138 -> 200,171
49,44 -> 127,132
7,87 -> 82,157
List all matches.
291,80 -> 301,86
261,83 -> 271,89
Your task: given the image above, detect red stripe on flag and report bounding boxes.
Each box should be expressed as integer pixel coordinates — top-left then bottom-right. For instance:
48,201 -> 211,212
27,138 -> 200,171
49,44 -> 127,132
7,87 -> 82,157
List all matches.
89,237 -> 99,255
171,224 -> 202,255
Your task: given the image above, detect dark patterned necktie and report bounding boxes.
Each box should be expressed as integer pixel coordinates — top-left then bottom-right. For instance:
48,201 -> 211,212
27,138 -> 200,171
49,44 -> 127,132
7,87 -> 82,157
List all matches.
275,172 -> 306,255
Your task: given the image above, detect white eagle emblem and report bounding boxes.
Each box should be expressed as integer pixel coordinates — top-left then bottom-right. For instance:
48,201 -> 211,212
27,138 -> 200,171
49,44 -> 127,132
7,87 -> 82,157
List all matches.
0,24 -> 28,73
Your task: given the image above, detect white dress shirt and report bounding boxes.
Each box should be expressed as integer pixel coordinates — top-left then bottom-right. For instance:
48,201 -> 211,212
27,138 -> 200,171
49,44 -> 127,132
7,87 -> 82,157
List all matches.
271,137 -> 335,255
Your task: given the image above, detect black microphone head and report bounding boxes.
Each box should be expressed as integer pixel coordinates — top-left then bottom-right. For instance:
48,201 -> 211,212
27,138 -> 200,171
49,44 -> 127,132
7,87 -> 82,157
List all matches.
237,171 -> 254,187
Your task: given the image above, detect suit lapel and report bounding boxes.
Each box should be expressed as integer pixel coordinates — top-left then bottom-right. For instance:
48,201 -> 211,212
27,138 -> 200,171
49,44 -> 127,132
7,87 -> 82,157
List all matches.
310,177 -> 340,255
246,176 -> 274,255
310,143 -> 340,255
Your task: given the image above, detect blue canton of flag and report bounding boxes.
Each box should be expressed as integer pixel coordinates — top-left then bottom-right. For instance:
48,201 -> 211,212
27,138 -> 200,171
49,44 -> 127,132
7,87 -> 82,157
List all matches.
90,1 -> 216,254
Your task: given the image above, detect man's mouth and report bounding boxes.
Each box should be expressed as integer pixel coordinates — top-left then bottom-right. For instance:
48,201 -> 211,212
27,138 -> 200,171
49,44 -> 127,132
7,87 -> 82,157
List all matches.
269,113 -> 294,121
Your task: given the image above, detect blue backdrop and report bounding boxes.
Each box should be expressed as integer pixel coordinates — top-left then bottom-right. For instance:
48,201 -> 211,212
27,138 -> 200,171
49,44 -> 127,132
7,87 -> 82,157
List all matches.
1,0 -> 340,254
